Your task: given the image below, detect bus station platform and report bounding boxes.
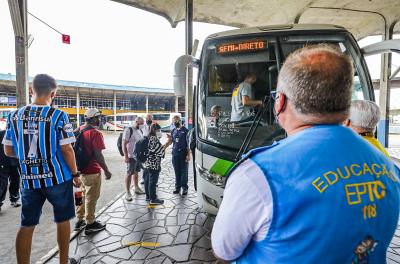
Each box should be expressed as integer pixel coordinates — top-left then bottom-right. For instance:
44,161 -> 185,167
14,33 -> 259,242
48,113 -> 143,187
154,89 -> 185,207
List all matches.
42,155 -> 216,264
39,141 -> 400,264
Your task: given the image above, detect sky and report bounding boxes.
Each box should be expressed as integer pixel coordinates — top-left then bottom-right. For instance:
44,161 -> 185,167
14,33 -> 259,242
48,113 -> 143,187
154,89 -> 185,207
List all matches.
0,0 -> 399,107
0,0 -> 232,88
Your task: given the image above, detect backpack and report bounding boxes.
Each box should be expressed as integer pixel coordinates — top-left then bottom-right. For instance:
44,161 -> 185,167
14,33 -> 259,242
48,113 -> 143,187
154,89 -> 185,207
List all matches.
117,127 -> 133,156
73,126 -> 94,171
134,136 -> 149,163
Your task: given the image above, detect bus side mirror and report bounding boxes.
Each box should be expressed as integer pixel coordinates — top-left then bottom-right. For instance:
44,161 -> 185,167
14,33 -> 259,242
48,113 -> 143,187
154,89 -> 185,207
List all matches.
173,55 -> 199,96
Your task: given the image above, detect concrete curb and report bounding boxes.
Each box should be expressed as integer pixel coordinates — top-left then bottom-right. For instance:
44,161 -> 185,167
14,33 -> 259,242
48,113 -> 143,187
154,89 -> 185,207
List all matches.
37,191 -> 125,264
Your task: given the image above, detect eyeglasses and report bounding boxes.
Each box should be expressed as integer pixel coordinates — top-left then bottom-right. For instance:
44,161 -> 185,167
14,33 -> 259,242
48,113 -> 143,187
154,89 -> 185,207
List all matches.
270,91 -> 280,101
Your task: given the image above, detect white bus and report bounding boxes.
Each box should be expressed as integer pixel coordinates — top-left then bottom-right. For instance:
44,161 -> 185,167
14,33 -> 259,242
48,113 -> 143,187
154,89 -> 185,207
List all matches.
104,112 -> 181,131
174,24 -> 399,215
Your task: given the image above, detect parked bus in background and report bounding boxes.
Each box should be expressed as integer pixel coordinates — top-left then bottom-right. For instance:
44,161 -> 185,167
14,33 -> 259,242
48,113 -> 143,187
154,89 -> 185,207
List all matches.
174,24 -> 399,215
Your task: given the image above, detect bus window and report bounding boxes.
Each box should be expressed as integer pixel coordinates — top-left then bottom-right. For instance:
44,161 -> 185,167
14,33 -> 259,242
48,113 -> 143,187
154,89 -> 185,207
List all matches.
198,34 -> 371,151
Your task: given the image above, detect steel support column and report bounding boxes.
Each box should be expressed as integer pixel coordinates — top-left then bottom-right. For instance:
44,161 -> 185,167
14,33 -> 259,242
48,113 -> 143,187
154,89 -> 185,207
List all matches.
185,0 -> 193,129
76,88 -> 80,127
8,0 -> 29,107
377,26 -> 393,147
175,96 -> 179,113
146,95 -> 149,113
113,91 -> 117,132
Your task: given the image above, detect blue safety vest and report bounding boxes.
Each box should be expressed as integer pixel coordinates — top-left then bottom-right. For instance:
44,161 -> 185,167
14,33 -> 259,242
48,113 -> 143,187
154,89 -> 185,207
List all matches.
236,125 -> 400,264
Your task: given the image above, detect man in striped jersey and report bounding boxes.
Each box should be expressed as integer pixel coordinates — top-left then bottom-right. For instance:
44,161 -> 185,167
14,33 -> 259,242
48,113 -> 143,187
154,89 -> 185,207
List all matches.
3,74 -> 81,264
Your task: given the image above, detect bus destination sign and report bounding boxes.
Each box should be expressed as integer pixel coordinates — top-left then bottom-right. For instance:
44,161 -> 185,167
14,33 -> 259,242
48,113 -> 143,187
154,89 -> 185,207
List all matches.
217,41 -> 266,55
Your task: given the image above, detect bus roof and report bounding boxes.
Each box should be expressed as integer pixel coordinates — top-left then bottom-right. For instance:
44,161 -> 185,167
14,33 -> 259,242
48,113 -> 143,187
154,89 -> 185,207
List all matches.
206,24 -> 347,41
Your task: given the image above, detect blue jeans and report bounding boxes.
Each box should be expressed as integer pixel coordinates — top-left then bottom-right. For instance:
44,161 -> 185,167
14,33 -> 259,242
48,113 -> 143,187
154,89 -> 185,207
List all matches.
20,180 -> 75,227
172,152 -> 188,191
144,169 -> 160,201
0,166 -> 20,206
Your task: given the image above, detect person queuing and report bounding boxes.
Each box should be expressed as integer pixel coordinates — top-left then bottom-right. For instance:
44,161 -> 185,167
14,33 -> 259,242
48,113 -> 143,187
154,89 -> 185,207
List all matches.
170,115 -> 190,195
0,129 -> 20,211
143,123 -> 172,205
123,116 -> 145,201
74,108 -> 112,234
3,74 -> 81,264
143,114 -> 153,137
211,45 -> 400,263
344,100 -> 390,157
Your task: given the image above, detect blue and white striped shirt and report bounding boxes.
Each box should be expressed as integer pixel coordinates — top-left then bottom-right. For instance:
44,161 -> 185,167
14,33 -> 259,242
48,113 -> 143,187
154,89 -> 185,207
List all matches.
2,105 -> 76,189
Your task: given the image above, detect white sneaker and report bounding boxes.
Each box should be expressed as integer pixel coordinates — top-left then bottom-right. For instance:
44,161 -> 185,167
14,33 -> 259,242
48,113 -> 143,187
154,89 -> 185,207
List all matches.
125,192 -> 133,201
135,187 -> 145,195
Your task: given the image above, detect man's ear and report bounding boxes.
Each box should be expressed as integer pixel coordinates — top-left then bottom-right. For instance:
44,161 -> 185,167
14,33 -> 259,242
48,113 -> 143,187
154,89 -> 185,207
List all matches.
50,91 -> 56,99
343,119 -> 351,127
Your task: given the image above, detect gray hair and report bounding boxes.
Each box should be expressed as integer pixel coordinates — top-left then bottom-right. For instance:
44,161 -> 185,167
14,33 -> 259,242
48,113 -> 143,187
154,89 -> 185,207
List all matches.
349,100 -> 380,132
135,116 -> 144,123
277,44 -> 354,123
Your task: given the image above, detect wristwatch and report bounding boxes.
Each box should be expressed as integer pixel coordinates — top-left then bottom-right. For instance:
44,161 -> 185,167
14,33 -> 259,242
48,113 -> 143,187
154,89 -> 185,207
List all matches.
72,171 -> 81,178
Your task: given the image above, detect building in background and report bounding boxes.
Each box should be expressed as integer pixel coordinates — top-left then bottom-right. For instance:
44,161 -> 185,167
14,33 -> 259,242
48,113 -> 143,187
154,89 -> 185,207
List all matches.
0,73 -> 186,128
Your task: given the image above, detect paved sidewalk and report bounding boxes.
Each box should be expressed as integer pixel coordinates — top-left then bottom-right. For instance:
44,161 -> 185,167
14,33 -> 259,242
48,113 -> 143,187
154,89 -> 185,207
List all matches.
45,156 -> 216,264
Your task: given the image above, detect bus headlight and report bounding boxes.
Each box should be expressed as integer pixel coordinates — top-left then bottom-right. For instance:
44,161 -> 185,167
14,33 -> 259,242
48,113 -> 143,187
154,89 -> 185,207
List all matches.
196,164 -> 225,187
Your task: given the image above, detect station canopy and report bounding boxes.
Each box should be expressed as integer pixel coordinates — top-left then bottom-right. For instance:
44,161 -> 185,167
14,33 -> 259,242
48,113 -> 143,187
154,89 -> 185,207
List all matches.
112,0 -> 400,39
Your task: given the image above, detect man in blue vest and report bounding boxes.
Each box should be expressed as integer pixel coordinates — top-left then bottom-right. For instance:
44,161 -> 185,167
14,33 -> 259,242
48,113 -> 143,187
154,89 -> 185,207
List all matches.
211,44 -> 400,264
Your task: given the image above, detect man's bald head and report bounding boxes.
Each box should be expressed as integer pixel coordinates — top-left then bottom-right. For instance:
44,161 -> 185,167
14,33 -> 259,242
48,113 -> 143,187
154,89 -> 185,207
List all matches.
277,44 -> 354,123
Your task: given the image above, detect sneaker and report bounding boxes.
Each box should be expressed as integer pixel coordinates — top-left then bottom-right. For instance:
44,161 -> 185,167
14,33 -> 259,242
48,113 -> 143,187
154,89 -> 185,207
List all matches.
173,189 -> 180,194
182,190 -> 188,196
150,199 -> 164,205
74,219 -> 86,231
135,187 -> 145,195
85,221 -> 106,234
125,192 -> 133,201
10,201 -> 21,207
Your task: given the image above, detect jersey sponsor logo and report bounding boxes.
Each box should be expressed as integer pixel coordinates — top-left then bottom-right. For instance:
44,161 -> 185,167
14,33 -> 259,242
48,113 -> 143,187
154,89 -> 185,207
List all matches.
21,171 -> 54,180
11,114 -> 51,122
63,123 -> 74,133
21,158 -> 48,165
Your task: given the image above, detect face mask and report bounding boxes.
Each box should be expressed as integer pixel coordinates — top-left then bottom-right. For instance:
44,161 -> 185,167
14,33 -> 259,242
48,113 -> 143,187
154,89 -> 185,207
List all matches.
146,120 -> 152,125
156,131 -> 162,139
174,121 -> 181,128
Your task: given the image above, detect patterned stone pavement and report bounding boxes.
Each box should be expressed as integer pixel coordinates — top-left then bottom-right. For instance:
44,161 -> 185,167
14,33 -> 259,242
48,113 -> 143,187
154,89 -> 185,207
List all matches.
43,148 -> 400,264
45,157 -> 216,264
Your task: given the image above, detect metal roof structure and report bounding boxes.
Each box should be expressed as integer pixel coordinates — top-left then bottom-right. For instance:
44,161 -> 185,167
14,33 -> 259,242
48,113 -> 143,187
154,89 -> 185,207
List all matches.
0,73 -> 174,95
111,0 -> 400,39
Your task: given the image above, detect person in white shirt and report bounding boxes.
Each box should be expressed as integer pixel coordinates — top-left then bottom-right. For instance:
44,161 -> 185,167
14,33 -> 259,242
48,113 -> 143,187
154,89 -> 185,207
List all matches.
142,114 -> 153,137
122,116 -> 145,201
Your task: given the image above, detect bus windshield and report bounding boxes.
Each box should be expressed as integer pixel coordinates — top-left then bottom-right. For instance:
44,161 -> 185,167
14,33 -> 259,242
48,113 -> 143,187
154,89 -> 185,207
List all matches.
197,34 -> 370,152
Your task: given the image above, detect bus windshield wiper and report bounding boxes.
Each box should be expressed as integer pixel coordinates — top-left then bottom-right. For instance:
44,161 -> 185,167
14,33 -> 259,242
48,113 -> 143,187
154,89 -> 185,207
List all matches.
235,94 -> 271,161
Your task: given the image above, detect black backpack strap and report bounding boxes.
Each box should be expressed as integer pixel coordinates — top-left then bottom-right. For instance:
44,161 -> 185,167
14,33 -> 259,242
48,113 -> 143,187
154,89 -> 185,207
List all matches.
129,127 -> 134,139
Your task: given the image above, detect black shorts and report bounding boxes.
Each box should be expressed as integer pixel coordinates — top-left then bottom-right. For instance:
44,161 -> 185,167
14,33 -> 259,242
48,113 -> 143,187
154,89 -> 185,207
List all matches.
127,158 -> 141,174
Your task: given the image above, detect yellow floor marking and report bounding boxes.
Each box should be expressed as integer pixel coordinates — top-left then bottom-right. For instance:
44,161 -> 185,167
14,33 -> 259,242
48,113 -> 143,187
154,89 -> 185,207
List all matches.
146,204 -> 175,209
125,241 -> 160,247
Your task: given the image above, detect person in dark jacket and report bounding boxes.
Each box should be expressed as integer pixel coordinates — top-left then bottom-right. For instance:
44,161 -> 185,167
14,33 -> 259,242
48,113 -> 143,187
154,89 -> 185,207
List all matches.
143,124 -> 172,205
0,130 -> 20,211
169,115 -> 191,195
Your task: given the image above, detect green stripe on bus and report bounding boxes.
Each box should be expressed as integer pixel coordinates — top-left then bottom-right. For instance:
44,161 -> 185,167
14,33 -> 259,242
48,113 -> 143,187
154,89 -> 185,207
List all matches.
210,159 -> 235,176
